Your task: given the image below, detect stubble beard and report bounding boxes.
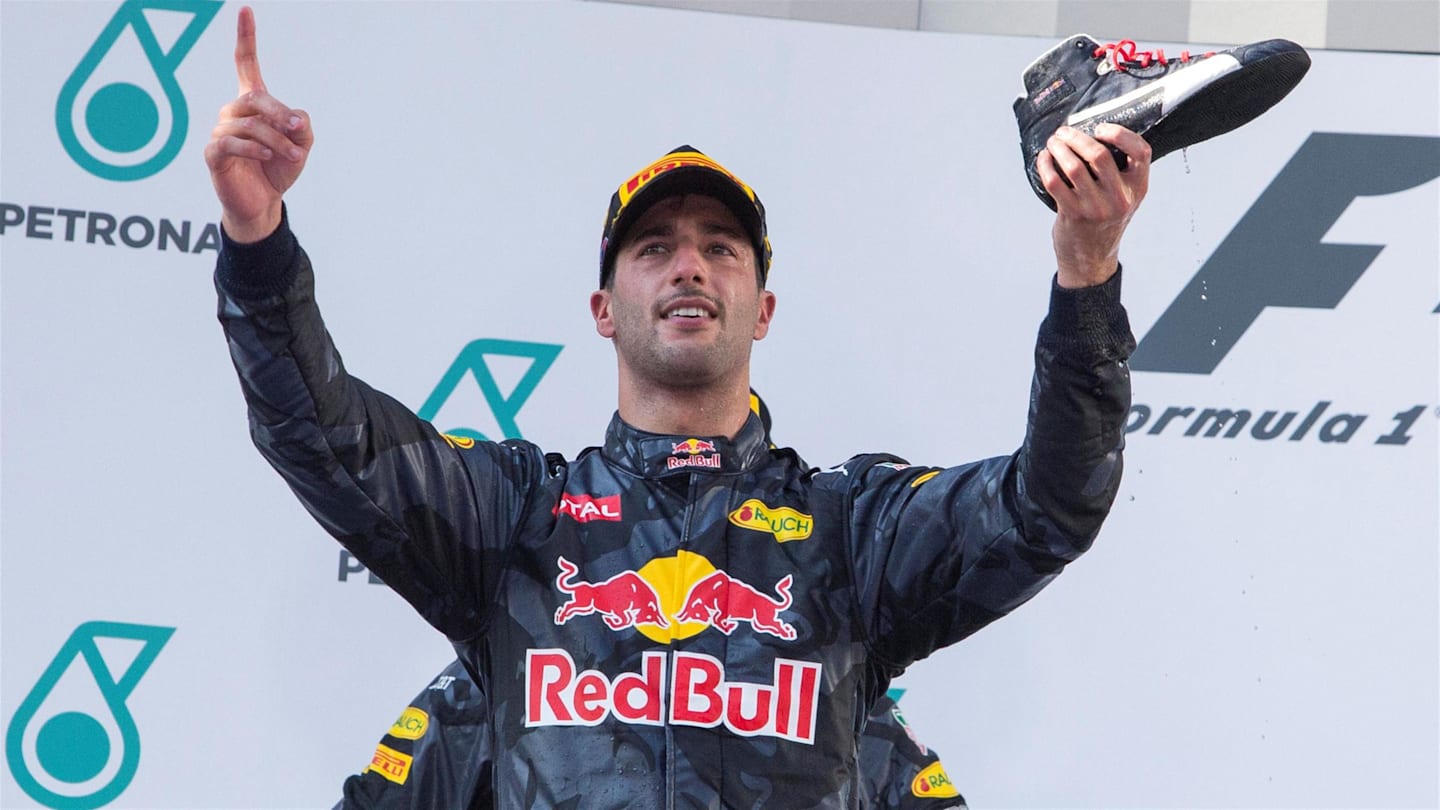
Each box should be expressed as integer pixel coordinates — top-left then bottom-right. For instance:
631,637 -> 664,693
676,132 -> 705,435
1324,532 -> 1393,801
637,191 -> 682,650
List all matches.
615,306 -> 754,392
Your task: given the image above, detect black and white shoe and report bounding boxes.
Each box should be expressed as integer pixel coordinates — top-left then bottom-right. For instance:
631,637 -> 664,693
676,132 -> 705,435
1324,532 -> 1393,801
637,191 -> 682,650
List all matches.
1014,34 -> 1311,209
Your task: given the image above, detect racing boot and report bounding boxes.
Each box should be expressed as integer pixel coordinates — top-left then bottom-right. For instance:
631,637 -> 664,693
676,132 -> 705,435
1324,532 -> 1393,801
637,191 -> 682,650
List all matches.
1014,34 -> 1311,209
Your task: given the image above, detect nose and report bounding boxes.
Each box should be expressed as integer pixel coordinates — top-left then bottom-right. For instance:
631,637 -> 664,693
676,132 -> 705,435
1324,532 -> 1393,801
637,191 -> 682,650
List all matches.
670,242 -> 709,286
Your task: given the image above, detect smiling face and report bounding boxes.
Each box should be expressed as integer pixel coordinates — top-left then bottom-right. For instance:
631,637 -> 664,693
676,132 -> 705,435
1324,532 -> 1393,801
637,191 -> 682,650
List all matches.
591,194 -> 776,393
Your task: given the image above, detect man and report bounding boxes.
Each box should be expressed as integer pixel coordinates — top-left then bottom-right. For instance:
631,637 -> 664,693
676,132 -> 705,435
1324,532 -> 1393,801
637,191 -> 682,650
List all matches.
336,397 -> 968,810
209,5 -> 1142,807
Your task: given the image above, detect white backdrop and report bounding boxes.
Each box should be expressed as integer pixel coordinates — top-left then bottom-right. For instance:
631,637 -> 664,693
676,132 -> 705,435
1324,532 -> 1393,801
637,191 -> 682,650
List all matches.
2,2 -> 1437,808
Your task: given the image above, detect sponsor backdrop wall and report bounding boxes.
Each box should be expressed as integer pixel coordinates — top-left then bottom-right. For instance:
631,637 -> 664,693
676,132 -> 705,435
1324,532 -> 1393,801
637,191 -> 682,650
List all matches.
2,2 -> 1436,808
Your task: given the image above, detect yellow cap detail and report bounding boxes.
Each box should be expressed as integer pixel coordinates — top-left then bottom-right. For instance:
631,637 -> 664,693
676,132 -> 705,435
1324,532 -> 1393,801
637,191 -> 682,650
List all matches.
616,151 -> 758,207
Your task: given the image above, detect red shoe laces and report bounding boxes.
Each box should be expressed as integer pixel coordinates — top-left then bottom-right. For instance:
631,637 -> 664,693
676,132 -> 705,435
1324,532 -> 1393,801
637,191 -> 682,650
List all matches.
1092,39 -> 1216,71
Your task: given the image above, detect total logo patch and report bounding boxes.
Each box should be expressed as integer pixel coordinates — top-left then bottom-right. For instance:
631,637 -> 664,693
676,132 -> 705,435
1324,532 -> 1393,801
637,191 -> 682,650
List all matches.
389,707 -> 429,741
554,493 -> 622,522
728,499 -> 813,542
365,743 -> 413,785
911,761 -> 960,798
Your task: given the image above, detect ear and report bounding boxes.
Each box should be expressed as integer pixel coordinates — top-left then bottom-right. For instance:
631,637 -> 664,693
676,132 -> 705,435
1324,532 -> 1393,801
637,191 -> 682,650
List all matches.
752,290 -> 777,340
591,289 -> 615,338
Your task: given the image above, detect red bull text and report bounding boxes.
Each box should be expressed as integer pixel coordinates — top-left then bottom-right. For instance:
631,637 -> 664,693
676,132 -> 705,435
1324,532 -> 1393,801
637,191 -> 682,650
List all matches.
525,649 -> 821,743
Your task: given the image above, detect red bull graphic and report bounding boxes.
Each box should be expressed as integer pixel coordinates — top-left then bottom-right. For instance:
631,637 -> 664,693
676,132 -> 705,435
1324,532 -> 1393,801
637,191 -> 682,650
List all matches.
553,493 -> 622,523
554,557 -> 669,630
672,438 -> 717,455
667,454 -> 721,470
552,555 -> 799,642
667,438 -> 721,471
525,649 -> 821,744
673,570 -> 797,640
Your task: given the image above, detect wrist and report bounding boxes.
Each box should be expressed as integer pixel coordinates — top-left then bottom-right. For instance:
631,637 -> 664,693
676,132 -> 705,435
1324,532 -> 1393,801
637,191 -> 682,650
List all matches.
221,203 -> 282,244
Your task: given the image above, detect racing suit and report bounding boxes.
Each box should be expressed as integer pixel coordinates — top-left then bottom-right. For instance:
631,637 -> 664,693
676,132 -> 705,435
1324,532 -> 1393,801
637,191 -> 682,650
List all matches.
336,663 -> 965,810
216,210 -> 1133,809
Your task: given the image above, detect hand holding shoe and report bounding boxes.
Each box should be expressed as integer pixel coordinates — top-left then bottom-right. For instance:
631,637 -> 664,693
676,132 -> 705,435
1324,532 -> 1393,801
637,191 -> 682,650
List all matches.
1040,124 -> 1150,288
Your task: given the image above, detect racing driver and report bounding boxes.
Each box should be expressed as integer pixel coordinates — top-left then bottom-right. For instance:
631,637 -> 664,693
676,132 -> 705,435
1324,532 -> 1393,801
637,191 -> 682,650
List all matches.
208,6 -> 1144,808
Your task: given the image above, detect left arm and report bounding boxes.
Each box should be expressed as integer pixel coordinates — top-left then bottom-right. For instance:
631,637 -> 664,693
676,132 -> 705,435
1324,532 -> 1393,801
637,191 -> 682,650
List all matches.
845,125 -> 1146,670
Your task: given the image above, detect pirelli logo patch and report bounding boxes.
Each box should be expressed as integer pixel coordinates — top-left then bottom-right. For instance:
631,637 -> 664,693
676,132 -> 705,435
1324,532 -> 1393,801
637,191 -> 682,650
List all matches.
365,743 -> 413,785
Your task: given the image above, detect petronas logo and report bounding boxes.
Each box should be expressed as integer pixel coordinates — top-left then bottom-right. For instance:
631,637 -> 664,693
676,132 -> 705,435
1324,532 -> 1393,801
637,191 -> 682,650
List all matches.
57,1 -> 222,181
5,622 -> 175,809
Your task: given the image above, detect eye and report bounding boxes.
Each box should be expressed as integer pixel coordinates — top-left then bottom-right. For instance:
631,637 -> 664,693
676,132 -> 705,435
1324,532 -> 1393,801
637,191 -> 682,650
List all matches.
707,242 -> 738,257
637,242 -> 668,257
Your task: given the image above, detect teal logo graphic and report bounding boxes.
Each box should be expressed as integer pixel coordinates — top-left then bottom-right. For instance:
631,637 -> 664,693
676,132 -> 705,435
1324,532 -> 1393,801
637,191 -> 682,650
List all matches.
57,0 -> 222,181
417,339 -> 563,440
6,622 -> 175,809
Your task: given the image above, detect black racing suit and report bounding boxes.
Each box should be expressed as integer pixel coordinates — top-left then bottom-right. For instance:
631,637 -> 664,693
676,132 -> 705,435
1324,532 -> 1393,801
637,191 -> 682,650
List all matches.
216,210 -> 1133,809
336,660 -> 965,810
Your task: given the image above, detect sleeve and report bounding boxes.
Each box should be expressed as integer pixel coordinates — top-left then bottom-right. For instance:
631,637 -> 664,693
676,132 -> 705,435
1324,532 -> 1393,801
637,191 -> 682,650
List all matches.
215,209 -> 547,639
843,269 -> 1134,671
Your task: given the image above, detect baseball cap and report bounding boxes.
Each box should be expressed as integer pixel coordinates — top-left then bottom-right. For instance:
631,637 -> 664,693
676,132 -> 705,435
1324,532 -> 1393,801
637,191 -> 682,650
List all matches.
599,145 -> 772,288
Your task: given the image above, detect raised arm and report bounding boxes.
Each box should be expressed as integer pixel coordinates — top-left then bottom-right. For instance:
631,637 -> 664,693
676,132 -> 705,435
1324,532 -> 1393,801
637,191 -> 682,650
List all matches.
206,9 -> 543,640
845,125 -> 1145,670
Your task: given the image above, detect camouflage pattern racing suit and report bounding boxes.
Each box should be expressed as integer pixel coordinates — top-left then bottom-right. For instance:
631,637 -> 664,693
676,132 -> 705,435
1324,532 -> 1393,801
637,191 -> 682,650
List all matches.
336,661 -> 966,810
216,211 -> 1133,808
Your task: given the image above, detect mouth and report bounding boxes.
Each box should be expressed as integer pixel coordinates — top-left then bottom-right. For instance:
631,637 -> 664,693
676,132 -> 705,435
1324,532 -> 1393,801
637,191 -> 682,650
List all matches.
660,298 -> 719,321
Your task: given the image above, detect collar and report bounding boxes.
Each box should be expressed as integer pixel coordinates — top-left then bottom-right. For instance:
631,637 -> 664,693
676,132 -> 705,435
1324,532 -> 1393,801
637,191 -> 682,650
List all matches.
602,411 -> 771,478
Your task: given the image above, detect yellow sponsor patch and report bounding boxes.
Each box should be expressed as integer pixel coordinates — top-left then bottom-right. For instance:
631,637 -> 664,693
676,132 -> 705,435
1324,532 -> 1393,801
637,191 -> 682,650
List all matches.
441,433 -> 476,450
911,760 -> 960,798
910,470 -> 940,488
728,499 -> 813,542
364,743 -> 413,785
389,707 -> 429,741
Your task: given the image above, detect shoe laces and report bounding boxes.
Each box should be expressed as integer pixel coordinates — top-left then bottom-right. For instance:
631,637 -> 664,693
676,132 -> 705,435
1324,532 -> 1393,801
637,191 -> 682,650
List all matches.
1092,39 -> 1216,72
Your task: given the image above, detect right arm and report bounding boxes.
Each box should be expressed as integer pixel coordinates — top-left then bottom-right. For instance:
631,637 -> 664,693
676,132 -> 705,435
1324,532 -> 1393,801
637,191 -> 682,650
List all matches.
208,8 -> 542,638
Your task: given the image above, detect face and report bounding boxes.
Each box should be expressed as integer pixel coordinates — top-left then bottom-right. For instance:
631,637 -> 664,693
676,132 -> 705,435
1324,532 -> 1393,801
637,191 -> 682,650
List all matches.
591,194 -> 776,391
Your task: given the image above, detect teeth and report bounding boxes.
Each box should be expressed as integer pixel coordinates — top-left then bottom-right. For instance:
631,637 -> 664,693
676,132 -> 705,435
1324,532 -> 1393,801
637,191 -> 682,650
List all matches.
669,307 -> 708,318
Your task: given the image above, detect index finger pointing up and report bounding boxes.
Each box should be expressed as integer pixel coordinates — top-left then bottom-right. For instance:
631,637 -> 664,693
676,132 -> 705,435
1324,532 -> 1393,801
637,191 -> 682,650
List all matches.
234,6 -> 267,95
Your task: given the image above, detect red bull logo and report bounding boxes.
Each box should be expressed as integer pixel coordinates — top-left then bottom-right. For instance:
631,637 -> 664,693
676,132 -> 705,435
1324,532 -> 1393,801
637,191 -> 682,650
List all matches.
549,553 -> 797,642
554,557 -> 669,630
672,438 -> 717,455
534,553 -> 817,742
554,493 -> 622,523
525,649 -> 821,744
673,570 -> 797,640
668,438 -> 721,470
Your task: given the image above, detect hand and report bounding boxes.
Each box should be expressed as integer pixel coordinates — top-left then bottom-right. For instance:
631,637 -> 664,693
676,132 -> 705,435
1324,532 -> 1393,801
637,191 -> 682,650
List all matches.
203,6 -> 313,243
1036,124 -> 1150,288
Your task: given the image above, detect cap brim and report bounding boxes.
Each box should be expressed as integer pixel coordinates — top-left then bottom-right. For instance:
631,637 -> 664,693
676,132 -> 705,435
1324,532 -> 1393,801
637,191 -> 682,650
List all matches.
605,167 -> 765,275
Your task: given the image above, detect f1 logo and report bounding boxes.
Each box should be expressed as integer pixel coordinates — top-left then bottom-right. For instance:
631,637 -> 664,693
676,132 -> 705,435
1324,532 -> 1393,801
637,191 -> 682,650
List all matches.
417,339 -> 562,441
1132,133 -> 1440,374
